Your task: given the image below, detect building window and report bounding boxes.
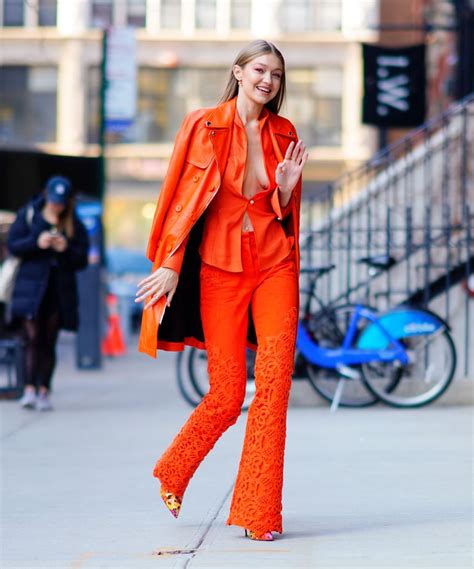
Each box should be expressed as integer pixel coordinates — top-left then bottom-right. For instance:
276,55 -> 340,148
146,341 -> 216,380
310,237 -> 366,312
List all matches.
3,0 -> 24,26
38,0 -> 57,27
280,0 -> 309,33
231,0 -> 251,29
127,0 -> 146,27
195,0 -> 217,30
91,0 -> 114,28
88,66 -> 227,144
286,67 -> 342,146
280,0 -> 342,33
315,0 -> 342,31
0,66 -> 57,145
160,0 -> 181,29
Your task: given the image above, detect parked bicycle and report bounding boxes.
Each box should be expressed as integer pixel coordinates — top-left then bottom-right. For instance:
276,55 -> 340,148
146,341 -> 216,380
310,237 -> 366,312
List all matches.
299,257 -> 456,409
177,256 -> 457,410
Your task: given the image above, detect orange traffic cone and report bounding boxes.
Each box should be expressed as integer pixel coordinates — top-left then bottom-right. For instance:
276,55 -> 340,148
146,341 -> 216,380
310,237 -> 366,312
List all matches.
101,294 -> 127,356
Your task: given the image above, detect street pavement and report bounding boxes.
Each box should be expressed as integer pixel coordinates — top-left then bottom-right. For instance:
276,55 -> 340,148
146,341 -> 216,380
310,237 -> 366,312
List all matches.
1,334 -> 473,569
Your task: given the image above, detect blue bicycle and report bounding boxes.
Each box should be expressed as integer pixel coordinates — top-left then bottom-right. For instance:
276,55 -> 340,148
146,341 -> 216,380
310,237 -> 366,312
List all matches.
299,262 -> 457,409
178,260 -> 457,410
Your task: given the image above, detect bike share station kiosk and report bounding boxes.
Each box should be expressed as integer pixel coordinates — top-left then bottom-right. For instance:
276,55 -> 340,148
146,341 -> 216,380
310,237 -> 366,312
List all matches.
0,149 -> 104,399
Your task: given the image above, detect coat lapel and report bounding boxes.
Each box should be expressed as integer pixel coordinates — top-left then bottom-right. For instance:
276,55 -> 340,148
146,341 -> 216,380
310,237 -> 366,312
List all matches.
202,99 -> 235,177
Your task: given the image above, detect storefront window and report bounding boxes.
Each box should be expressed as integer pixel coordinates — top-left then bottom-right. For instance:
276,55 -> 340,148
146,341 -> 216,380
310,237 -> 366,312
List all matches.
104,195 -> 155,252
0,66 -> 57,145
3,0 -> 24,26
38,0 -> 57,26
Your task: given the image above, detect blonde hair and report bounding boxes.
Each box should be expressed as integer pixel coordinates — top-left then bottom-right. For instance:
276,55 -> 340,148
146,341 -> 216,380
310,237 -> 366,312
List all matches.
219,40 -> 286,114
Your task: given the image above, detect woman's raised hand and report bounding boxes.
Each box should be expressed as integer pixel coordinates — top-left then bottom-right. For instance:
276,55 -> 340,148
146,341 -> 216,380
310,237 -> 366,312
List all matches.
275,140 -> 309,195
135,267 -> 179,310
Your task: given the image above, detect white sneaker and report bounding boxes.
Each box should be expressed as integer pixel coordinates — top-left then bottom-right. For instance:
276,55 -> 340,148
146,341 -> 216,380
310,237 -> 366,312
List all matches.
19,390 -> 37,409
37,392 -> 54,412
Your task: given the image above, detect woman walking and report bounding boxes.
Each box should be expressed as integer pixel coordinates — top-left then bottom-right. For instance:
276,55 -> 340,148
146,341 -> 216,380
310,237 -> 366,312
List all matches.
9,176 -> 88,411
136,40 -> 308,541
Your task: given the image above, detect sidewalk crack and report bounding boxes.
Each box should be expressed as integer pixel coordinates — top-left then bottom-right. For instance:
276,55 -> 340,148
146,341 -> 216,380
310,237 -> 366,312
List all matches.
178,481 -> 234,568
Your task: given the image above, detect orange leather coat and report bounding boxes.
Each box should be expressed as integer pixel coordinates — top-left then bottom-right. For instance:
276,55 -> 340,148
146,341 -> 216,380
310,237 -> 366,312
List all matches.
139,97 -> 302,357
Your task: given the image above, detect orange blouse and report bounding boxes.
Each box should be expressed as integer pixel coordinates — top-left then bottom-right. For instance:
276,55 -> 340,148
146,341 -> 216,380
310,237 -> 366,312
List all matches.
163,106 -> 293,273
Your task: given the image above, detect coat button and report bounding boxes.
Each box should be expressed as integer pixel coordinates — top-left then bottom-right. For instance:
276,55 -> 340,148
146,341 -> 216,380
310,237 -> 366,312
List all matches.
193,174 -> 200,182
289,131 -> 293,136
210,131 -> 215,136
175,205 -> 182,212
166,245 -> 172,252
208,185 -> 216,192
249,199 -> 255,205
205,120 -> 211,126
277,216 -> 282,221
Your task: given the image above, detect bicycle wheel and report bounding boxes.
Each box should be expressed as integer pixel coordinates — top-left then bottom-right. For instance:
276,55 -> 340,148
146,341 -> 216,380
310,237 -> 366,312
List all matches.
188,347 -> 256,412
303,304 -> 391,407
176,349 -> 202,408
360,321 -> 457,408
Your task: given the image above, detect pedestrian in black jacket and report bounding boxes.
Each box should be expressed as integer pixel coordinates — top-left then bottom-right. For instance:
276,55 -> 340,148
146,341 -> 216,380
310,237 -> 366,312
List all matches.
8,176 -> 89,411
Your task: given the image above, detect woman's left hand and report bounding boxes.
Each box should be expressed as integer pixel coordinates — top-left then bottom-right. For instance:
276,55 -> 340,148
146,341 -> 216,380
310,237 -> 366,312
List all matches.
275,140 -> 309,195
135,267 -> 179,310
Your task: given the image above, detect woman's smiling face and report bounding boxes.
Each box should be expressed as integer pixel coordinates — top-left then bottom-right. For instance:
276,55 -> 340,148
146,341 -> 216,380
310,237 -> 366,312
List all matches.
234,53 -> 283,106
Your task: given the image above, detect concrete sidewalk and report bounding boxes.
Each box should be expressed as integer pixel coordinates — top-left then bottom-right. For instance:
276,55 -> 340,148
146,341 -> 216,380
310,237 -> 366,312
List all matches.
1,335 -> 472,569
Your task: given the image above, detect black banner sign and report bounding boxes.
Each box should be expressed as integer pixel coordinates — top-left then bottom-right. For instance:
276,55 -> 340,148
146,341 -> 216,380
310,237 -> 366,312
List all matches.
362,43 -> 426,127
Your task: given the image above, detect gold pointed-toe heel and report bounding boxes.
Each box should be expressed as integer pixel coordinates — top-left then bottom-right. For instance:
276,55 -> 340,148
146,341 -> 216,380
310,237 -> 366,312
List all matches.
244,529 -> 274,541
160,486 -> 183,519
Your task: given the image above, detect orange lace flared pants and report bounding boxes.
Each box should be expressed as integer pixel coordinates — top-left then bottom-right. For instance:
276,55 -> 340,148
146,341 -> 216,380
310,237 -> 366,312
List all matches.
153,232 -> 298,534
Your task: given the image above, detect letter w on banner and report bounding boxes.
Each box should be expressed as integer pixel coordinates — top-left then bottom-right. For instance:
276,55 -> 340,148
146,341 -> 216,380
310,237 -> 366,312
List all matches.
362,44 -> 426,127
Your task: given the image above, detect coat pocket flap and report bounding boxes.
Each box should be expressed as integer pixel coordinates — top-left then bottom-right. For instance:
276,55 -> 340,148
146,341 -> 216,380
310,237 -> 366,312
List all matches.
185,152 -> 214,169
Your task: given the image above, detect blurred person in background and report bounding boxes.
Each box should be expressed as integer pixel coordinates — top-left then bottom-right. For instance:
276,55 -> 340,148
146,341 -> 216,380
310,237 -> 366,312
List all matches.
136,39 -> 308,542
8,176 -> 88,411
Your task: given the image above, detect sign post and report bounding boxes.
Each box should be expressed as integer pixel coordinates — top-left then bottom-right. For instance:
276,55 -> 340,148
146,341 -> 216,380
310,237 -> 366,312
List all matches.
98,27 -> 137,200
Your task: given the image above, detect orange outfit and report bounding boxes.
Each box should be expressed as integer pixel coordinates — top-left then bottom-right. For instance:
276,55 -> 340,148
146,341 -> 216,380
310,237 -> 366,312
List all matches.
199,107 -> 293,271
154,233 -> 298,534
163,107 -> 292,273
153,102 -> 300,535
138,97 -> 302,357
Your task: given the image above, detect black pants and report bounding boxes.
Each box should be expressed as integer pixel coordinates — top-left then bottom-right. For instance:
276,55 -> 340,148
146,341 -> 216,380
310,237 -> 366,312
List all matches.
22,275 -> 62,392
